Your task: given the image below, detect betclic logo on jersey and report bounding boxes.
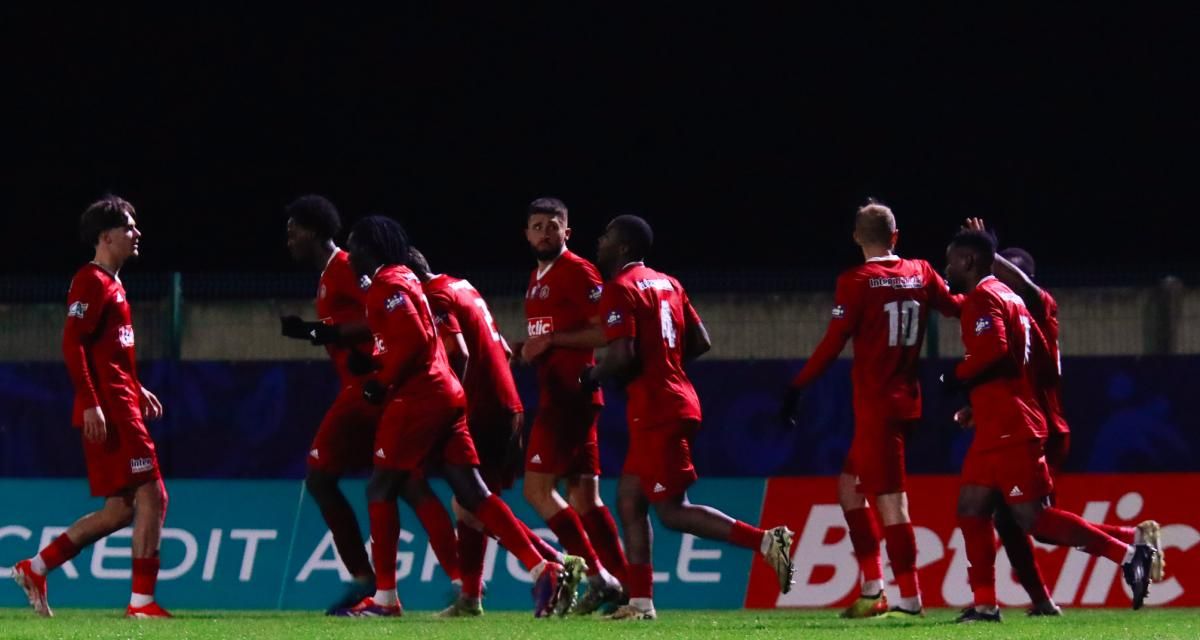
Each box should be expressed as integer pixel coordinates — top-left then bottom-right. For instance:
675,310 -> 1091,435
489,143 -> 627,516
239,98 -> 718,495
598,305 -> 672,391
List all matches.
527,316 -> 554,337
372,334 -> 387,354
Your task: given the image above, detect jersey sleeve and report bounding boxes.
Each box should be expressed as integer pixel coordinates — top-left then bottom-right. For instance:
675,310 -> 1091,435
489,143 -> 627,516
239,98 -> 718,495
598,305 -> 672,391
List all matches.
924,261 -> 964,318
573,260 -> 606,318
955,291 -> 1009,382
599,279 -> 638,343
61,271 -> 107,411
426,287 -> 462,335
791,273 -> 862,388
374,284 -> 436,388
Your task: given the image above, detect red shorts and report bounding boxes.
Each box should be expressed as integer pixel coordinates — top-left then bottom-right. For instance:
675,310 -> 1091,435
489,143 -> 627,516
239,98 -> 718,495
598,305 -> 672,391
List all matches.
468,410 -> 521,491
842,414 -> 914,496
374,397 -> 479,471
525,401 -> 600,477
1044,431 -> 1070,474
961,439 -> 1054,505
308,384 -> 381,474
623,419 -> 699,503
81,414 -> 160,498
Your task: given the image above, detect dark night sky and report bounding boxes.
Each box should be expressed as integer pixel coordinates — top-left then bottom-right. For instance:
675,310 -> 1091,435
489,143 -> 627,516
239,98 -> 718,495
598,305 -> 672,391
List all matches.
2,5 -> 1197,278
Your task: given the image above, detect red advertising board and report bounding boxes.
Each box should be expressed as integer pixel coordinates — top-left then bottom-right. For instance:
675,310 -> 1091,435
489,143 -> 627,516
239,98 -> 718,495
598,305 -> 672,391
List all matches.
747,474 -> 1200,609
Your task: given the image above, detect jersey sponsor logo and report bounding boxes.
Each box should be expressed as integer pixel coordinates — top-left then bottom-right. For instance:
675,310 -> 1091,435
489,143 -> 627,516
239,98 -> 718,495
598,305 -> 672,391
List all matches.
530,454 -> 542,464
67,301 -> 89,318
130,457 -> 154,474
118,325 -> 136,348
527,317 -> 554,337
974,317 -> 993,336
831,305 -> 845,319
375,448 -> 386,459
636,278 -> 675,292
606,310 -> 623,327
868,275 -> 924,289
373,334 -> 387,354
588,285 -> 603,302
358,275 -> 372,290
385,292 -> 406,312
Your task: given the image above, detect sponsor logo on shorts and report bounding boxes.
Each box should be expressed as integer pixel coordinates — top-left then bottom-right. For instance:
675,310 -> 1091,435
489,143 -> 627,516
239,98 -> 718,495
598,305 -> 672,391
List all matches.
530,454 -> 542,464
1009,485 -> 1023,498
527,317 -> 554,337
653,483 -> 667,493
588,285 -> 603,302
375,448 -> 386,459
831,305 -> 845,319
68,301 -> 88,318
118,325 -> 136,348
130,457 -> 154,474
310,449 -> 319,459
975,317 -> 993,335
385,292 -> 406,312
606,310 -> 623,327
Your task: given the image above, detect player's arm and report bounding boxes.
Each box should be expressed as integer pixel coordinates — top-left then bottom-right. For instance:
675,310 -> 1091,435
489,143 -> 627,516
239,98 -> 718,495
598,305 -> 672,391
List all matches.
583,283 -> 638,387
789,275 -> 861,390
523,265 -> 606,362
62,275 -> 106,441
955,293 -> 1009,383
681,291 -> 711,361
428,290 -> 469,380
440,331 -> 469,381
963,218 -> 1045,319
925,261 -> 965,318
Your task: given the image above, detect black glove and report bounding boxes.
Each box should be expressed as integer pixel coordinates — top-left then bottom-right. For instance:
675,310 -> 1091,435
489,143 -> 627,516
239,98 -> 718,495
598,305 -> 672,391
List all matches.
579,364 -> 600,393
280,315 -> 317,340
308,323 -> 340,346
362,380 -> 387,405
346,349 -> 378,376
779,386 -> 804,426
503,413 -> 526,479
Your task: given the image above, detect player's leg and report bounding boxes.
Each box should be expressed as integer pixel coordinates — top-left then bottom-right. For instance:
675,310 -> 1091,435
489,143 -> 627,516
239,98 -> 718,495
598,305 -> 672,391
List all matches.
993,502 -> 1057,615
612,473 -> 656,620
566,474 -> 626,613
440,498 -> 486,617
399,474 -> 461,584
445,464 -> 567,617
305,469 -> 375,612
956,483 -> 1002,622
125,478 -> 169,617
338,467 -> 409,616
869,422 -> 922,616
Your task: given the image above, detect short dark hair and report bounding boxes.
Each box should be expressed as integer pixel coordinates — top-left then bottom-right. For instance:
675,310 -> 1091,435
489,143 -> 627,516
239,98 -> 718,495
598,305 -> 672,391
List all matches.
999,247 -> 1036,279
609,214 -> 654,261
950,229 -> 997,269
527,197 -> 568,223
407,247 -> 432,279
79,195 -> 136,247
286,194 -> 342,240
349,215 -> 410,266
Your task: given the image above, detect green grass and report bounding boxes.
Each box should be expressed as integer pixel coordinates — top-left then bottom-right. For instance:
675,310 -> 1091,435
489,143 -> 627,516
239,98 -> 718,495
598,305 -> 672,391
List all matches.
1,608 -> 1197,640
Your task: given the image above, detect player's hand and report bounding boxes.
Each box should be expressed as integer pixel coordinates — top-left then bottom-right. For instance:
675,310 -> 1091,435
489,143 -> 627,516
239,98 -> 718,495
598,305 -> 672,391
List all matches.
308,323 -> 340,346
362,380 -> 387,405
280,315 -> 314,341
522,335 -> 553,363
779,386 -> 804,426
140,386 -> 164,421
504,412 -> 526,477
82,406 -> 107,443
508,341 -> 526,365
579,364 -> 600,393
954,405 -> 975,429
963,217 -> 986,232
346,349 -> 378,376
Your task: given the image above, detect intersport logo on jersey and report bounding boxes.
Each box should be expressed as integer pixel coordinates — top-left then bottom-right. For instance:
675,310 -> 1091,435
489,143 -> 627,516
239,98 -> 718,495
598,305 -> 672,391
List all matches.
746,475 -> 1200,609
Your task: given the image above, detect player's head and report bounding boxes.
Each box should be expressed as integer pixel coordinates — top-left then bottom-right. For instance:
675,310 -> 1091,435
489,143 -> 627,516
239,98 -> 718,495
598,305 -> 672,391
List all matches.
1000,247 -> 1036,280
285,195 -> 342,265
407,247 -> 433,282
80,195 -> 140,263
945,229 -> 997,293
346,215 -> 410,278
525,196 -> 570,261
596,214 -> 653,278
853,199 -> 898,250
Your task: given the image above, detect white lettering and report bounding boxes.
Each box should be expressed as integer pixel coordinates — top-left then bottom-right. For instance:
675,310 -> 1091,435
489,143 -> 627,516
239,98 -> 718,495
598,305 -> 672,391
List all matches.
676,534 -> 721,583
0,526 -> 32,573
39,527 -> 79,579
296,531 -> 352,583
777,505 -> 859,606
158,528 -> 198,580
91,529 -> 133,580
230,529 -> 278,582
202,529 -> 222,582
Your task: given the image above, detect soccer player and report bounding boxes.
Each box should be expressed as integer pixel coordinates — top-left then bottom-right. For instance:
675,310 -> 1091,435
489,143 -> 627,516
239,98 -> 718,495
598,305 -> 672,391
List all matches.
584,214 -> 795,621
336,216 -> 571,617
280,195 -> 461,612
959,218 -> 1165,615
407,248 -> 574,617
10,196 -> 170,618
512,197 -> 628,612
779,201 -> 962,617
944,229 -> 1156,622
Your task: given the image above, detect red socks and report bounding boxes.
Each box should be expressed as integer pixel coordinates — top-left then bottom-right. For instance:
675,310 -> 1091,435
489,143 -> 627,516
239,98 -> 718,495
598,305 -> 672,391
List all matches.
369,501 -> 401,590
474,495 -> 545,572
457,522 -> 486,599
728,520 -> 765,551
1033,508 -> 1129,565
959,514 -> 998,607
414,496 -> 461,582
582,506 -> 629,585
520,521 -> 562,563
547,508 -> 602,576
883,523 -> 920,599
844,507 -> 884,582
38,533 -> 80,572
131,557 -> 159,597
628,563 -> 654,600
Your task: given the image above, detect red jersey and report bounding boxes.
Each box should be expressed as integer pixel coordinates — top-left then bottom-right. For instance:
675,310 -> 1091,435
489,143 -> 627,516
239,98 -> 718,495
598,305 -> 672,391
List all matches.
63,263 -> 143,428
316,249 -> 371,385
525,250 -> 604,405
423,274 -> 523,424
1029,288 -> 1068,435
600,263 -> 702,428
955,276 -> 1048,451
365,265 -> 465,408
792,257 -> 962,419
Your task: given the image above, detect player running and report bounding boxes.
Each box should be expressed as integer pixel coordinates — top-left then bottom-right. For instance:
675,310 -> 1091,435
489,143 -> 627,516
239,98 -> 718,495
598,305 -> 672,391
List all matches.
780,201 -> 961,618
512,197 -> 628,613
280,196 -> 461,613
945,229 -> 1157,623
584,214 -> 794,621
335,216 -> 572,618
10,196 -> 170,619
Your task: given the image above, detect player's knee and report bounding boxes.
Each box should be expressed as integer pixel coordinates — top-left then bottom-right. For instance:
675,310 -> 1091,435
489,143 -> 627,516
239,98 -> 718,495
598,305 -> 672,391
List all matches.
305,470 -> 339,501
653,502 -> 686,531
1011,504 -> 1041,533
366,471 -> 399,503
